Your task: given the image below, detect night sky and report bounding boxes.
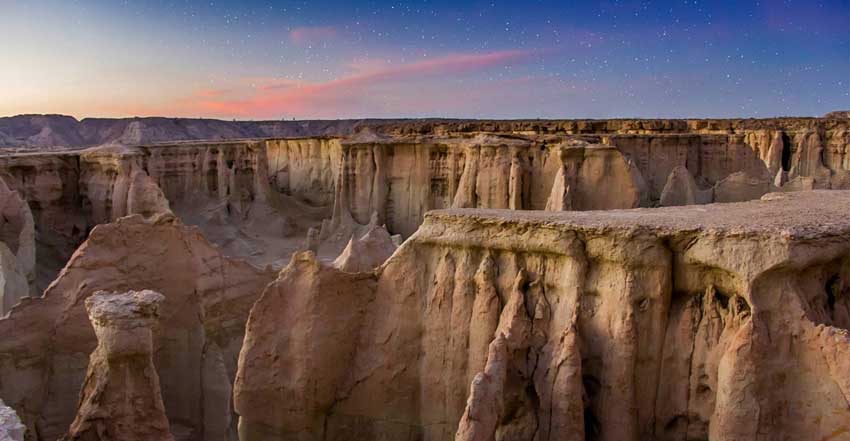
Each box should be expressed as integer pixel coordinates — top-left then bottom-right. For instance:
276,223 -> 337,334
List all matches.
1,0 -> 847,119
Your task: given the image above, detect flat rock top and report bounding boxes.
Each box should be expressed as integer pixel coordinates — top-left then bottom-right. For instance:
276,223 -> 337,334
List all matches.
429,191 -> 850,240
85,290 -> 165,324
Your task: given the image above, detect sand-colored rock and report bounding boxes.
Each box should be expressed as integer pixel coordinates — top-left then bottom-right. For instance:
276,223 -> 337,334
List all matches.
0,153 -> 86,291
659,166 -> 712,206
62,290 -> 173,441
0,215 -> 275,440
454,333 -> 509,441
712,168 -> 774,203
0,116 -> 849,441
234,251 -> 376,441
333,224 -> 398,272
0,399 -> 25,441
79,145 -> 172,224
236,191 -> 850,441
0,176 -> 35,315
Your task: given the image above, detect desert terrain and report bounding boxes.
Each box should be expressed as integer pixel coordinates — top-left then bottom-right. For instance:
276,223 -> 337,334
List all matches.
0,114 -> 848,441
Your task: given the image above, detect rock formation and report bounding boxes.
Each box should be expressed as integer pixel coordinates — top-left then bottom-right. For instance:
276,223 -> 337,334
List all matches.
0,176 -> 35,315
234,251 -> 377,441
659,166 -> 712,206
236,190 -> 850,441
79,145 -> 172,224
0,214 -> 275,440
332,224 -> 398,272
0,400 -> 25,441
712,169 -> 775,203
0,116 -> 848,441
63,290 -> 173,441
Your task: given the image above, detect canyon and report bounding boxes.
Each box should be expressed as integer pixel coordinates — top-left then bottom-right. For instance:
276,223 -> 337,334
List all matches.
0,115 -> 847,441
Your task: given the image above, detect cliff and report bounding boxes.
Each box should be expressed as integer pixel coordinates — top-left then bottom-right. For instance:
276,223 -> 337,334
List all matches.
0,116 -> 847,441
0,116 -> 846,293
235,190 -> 850,441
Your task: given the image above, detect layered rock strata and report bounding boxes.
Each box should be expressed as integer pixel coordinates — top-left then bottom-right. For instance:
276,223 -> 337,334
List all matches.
321,135 -> 649,238
235,190 -> 850,441
0,215 -> 275,440
0,153 -> 86,291
1,116 -> 848,287
63,290 -> 173,441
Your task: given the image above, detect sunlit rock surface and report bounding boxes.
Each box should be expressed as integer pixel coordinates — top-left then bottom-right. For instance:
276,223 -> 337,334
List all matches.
235,191 -> 850,441
0,116 -> 848,441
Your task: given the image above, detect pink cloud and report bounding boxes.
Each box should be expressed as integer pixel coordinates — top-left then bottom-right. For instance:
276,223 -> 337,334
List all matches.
290,26 -> 338,45
179,49 -> 537,118
193,88 -> 231,98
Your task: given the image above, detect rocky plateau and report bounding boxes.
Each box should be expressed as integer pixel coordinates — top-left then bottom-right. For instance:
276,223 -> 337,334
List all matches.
0,115 -> 847,441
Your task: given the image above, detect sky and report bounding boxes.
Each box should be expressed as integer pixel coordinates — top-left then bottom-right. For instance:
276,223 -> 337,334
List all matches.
0,0 -> 847,120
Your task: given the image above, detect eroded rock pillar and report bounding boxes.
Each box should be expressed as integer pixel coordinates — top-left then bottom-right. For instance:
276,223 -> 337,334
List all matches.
62,290 -> 174,441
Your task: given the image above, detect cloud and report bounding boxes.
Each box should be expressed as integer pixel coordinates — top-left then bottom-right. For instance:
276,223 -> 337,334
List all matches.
289,26 -> 338,45
180,49 -> 537,118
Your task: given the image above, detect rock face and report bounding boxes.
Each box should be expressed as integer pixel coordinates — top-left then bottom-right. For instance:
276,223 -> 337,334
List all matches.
1,116 -> 848,289
0,215 -> 275,440
324,135 -> 649,238
0,153 -> 86,291
0,116 -> 848,441
234,252 -> 377,441
63,290 -> 173,441
333,225 -> 398,272
0,176 -> 35,315
79,146 -> 172,224
235,191 -> 850,441
0,399 -> 25,441
659,166 -> 712,206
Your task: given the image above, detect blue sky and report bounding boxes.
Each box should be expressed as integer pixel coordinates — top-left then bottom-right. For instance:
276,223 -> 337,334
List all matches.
1,0 -> 847,119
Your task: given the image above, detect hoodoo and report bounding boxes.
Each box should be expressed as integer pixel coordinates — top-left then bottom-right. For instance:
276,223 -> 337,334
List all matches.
62,290 -> 173,441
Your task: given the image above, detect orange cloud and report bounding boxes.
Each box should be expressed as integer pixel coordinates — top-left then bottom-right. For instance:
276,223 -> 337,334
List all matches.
180,49 -> 536,118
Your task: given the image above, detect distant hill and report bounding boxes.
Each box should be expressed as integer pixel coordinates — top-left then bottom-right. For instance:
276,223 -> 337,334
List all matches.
824,110 -> 850,119
0,114 -> 422,149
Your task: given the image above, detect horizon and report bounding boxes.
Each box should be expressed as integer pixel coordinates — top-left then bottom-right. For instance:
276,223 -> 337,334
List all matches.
2,112 -> 847,122
2,0 -> 848,120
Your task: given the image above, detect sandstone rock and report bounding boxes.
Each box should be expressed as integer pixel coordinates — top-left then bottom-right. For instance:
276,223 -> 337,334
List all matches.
332,224 -> 398,272
62,290 -> 173,441
235,190 -> 850,441
0,116 -> 849,441
0,215 -> 275,440
659,166 -> 712,206
773,168 -> 788,187
80,145 -> 172,224
234,251 -> 376,441
712,168 -> 774,203
544,166 -> 572,211
0,399 -> 25,441
454,333 -> 508,441
0,175 -> 35,315
0,153 -> 86,291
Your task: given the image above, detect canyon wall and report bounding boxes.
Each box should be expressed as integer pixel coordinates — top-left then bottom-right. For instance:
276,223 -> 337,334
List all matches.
0,117 -> 847,294
235,191 -> 850,441
0,117 -> 847,441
